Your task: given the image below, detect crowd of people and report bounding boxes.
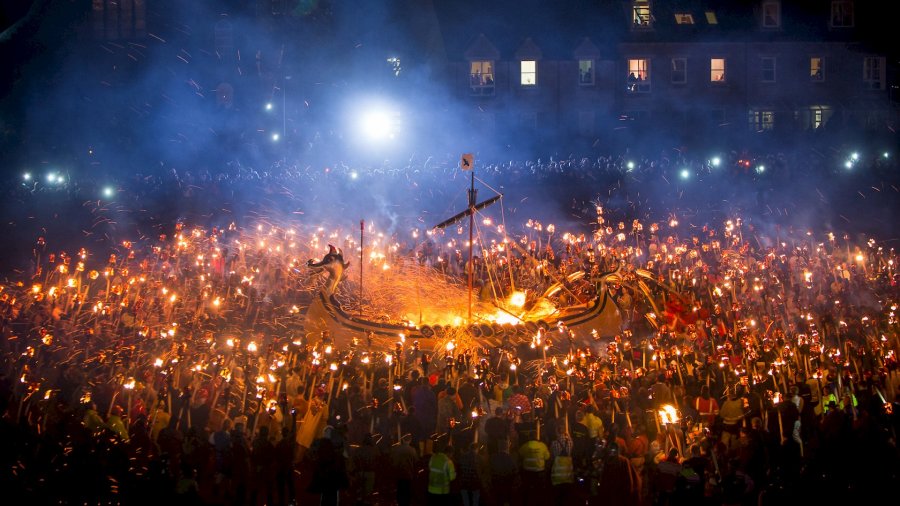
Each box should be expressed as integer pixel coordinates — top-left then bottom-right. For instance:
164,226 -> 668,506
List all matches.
5,144 -> 896,272
0,147 -> 898,505
8,143 -> 896,220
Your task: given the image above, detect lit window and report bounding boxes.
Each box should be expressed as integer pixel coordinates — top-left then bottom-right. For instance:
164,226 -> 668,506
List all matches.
810,57 -> 824,81
761,57 -> 776,82
762,2 -> 781,28
470,61 -> 495,95
520,60 -> 537,86
705,11 -> 718,24
579,60 -> 595,86
675,13 -> 694,24
795,106 -> 832,130
807,106 -> 832,130
671,58 -> 687,84
627,58 -> 651,92
812,109 -> 824,129
831,1 -> 854,28
710,58 -> 726,82
863,57 -> 885,90
749,110 -> 775,131
632,1 -> 652,28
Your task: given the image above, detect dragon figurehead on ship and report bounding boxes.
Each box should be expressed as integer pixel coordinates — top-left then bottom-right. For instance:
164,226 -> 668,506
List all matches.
307,244 -> 350,295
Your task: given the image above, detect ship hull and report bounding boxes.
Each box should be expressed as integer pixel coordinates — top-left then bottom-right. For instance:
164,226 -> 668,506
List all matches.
303,288 -> 622,350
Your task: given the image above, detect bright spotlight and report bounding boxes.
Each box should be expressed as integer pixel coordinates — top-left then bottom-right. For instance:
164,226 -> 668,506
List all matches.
851,152 -> 859,161
350,171 -> 358,180
711,156 -> 721,167
845,160 -> 853,169
359,109 -> 397,141
347,97 -> 403,149
271,133 -> 280,142
23,173 -> 31,181
102,186 -> 114,198
46,173 -> 56,183
265,102 -> 273,111
756,165 -> 765,173
884,152 -> 890,159
57,176 -> 65,184
626,161 -> 635,170
679,169 -> 690,180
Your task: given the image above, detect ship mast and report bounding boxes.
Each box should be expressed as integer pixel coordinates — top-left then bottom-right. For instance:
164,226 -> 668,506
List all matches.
467,169 -> 476,323
432,153 -> 502,325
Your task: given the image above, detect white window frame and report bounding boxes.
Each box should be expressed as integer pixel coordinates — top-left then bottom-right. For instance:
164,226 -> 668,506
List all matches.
632,0 -> 653,29
760,57 -> 776,83
710,58 -> 726,83
808,106 -> 832,130
671,58 -> 687,84
749,110 -> 776,131
578,59 -> 595,86
762,1 -> 781,29
831,1 -> 854,28
469,60 -> 496,96
520,60 -> 537,87
810,57 -> 825,82
627,58 -> 651,93
863,57 -> 885,90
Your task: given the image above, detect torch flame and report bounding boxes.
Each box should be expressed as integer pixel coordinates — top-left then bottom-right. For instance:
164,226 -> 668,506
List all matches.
658,404 -> 679,424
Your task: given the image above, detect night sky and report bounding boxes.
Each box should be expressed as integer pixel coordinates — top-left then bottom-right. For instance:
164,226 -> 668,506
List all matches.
0,1 -> 898,265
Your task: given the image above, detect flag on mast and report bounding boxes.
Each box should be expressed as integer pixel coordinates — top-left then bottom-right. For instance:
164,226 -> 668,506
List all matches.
460,153 -> 474,171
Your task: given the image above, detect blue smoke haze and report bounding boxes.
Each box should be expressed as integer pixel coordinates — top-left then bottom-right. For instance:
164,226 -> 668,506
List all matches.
0,1 -> 897,272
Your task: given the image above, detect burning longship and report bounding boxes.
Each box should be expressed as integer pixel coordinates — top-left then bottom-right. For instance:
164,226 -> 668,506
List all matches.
302,256 -> 623,350
301,166 -> 624,351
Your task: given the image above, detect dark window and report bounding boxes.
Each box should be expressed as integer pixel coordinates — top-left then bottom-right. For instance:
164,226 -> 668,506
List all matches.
671,58 -> 687,84
761,57 -> 776,82
831,1 -> 854,28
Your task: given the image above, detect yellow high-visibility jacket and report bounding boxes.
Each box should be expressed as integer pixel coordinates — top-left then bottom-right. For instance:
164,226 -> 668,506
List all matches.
428,452 -> 457,494
519,440 -> 551,472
